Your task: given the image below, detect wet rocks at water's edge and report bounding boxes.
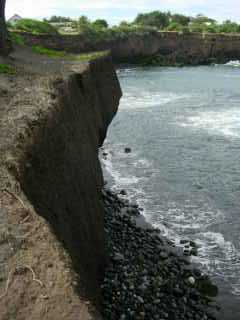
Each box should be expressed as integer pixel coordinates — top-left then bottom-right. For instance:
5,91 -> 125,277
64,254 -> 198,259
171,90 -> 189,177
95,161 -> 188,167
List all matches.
101,188 -> 219,320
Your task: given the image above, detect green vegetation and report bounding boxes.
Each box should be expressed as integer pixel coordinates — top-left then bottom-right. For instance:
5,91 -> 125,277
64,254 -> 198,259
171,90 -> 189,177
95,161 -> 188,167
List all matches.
68,15 -> 157,42
135,11 -> 170,29
218,20 -> 240,33
133,12 -> 240,34
6,12 -> 240,42
12,19 -> 58,35
32,45 -> 65,57
10,32 -> 25,45
0,63 -> 15,74
92,19 -> 109,29
47,12 -> 240,38
44,16 -> 72,23
32,45 -> 109,61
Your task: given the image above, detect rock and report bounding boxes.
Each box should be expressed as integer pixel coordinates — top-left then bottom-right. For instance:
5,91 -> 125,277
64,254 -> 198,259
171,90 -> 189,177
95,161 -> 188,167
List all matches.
198,278 -> 219,297
180,239 -> 189,244
114,253 -> 125,262
190,247 -> 198,256
193,268 -> 202,279
137,296 -> 144,304
120,189 -> 127,196
102,187 -> 218,320
187,276 -> 196,286
159,251 -> 168,259
189,241 -> 197,248
124,147 -> 132,153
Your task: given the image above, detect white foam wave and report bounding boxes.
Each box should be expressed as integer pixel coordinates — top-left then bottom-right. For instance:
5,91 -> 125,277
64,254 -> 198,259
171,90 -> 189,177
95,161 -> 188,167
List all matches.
191,230 -> 240,296
120,92 -> 189,110
133,158 -> 153,168
102,147 -> 240,295
101,147 -> 151,197
225,60 -> 240,67
117,68 -> 139,75
180,109 -> 240,138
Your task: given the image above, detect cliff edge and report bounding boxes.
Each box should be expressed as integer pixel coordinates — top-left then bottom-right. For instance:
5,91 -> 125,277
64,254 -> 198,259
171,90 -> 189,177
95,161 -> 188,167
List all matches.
20,31 -> 240,65
0,48 -> 121,319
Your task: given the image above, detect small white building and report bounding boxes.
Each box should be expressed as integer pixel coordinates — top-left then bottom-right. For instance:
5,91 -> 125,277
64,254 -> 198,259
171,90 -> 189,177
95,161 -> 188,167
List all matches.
8,14 -> 22,25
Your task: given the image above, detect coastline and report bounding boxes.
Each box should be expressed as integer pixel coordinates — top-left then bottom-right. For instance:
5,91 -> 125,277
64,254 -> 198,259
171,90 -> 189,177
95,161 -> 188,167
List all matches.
101,187 -> 219,320
100,61 -> 240,319
1,43 -> 239,319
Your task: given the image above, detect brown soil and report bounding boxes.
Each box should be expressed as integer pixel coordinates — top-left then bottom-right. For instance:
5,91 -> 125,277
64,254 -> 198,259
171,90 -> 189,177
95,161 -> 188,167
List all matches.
0,45 -> 117,320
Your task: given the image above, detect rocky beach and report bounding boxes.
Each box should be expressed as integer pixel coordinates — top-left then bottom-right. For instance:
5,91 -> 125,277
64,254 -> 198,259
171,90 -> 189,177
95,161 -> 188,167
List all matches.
101,188 -> 219,320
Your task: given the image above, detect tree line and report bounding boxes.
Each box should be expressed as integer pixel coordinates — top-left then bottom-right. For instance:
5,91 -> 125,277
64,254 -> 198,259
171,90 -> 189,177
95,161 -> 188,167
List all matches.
45,11 -> 240,34
1,4 -> 240,57
133,11 -> 240,33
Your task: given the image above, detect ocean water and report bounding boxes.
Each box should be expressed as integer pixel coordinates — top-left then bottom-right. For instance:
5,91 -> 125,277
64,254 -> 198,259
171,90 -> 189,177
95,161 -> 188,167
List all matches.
102,63 -> 240,319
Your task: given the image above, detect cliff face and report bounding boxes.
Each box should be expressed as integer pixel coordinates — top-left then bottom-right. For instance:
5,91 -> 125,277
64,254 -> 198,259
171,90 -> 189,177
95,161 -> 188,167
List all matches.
21,31 -> 240,64
0,53 -> 121,319
20,57 -> 122,289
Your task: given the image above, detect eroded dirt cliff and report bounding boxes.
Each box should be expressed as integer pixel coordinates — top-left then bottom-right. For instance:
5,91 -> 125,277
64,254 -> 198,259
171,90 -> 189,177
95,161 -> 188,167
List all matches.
0,49 -> 121,320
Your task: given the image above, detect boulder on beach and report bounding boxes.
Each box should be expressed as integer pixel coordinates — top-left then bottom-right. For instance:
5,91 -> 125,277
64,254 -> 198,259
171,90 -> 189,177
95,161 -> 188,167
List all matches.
124,147 -> 132,153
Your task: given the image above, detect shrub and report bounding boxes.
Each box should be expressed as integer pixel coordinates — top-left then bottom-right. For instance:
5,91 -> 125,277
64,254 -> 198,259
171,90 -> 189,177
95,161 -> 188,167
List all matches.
10,32 -> 25,45
171,14 -> 190,26
31,45 -> 109,61
189,23 -> 205,33
92,19 -> 108,29
218,20 -> 240,33
44,16 -> 72,23
167,22 -> 183,31
135,11 -> 170,29
14,19 -> 58,35
32,46 -> 66,57
0,64 -> 15,74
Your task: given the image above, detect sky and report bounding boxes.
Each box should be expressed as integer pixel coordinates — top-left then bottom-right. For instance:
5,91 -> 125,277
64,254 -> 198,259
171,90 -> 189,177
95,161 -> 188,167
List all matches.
6,0 -> 240,24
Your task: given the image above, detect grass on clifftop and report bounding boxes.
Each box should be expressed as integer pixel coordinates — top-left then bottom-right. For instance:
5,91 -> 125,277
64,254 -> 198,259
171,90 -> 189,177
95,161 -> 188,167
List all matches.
32,45 -> 109,61
32,45 -> 66,57
12,19 -> 58,35
0,64 -> 16,75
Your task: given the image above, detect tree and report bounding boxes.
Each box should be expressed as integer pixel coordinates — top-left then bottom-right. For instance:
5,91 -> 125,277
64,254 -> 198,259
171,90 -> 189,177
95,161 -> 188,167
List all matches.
78,15 -> 91,33
92,19 -> 108,29
188,14 -> 220,33
219,20 -> 240,33
167,22 -> 182,31
204,23 -> 218,33
0,0 -> 10,55
189,22 -> 205,33
135,11 -> 170,30
45,16 -> 72,23
170,13 -> 190,26
119,21 -> 131,28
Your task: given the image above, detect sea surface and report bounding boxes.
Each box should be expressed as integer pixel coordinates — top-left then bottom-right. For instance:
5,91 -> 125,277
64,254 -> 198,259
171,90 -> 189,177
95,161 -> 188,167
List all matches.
102,61 -> 240,319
